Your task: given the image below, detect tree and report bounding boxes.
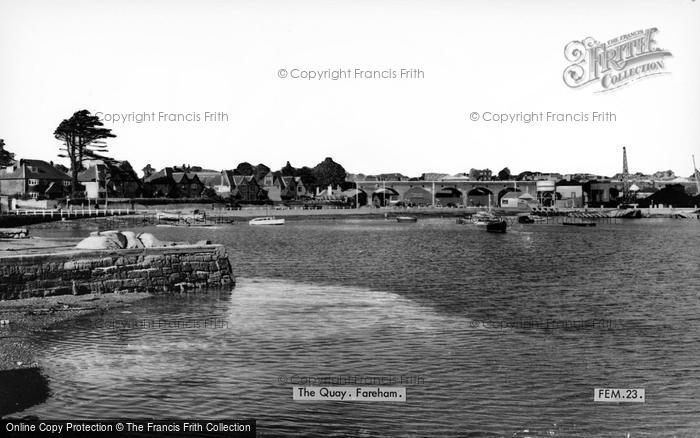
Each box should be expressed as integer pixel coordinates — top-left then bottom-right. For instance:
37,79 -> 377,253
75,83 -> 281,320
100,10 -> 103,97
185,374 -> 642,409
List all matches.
253,163 -> 271,182
0,139 -> 15,167
517,171 -> 535,181
295,166 -> 315,187
312,157 -> 346,189
498,167 -> 511,181
142,163 -> 155,178
54,110 -> 115,197
280,161 -> 296,176
469,168 -> 492,181
235,162 -> 254,176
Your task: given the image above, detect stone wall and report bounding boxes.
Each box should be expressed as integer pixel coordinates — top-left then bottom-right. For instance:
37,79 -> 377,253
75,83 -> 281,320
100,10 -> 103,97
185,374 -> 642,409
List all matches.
0,244 -> 234,300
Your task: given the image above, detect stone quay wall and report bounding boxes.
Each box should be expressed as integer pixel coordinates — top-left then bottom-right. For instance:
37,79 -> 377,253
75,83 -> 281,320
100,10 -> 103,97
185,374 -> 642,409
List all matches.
0,244 -> 234,300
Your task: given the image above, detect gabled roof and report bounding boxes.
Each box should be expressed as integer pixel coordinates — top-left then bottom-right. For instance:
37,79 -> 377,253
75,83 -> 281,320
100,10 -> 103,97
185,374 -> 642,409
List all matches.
172,172 -> 203,184
230,175 -> 257,186
172,173 -> 188,184
143,167 -> 173,183
0,159 -> 71,181
501,191 -> 522,199
78,164 -> 105,182
221,170 -> 236,186
193,171 -> 223,186
23,159 -> 71,180
281,176 -> 293,185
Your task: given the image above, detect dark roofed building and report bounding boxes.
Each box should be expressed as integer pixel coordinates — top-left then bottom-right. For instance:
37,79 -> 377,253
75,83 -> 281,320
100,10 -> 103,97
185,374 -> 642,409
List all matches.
0,159 -> 71,199
142,167 -> 177,197
78,159 -> 142,199
172,172 -> 204,198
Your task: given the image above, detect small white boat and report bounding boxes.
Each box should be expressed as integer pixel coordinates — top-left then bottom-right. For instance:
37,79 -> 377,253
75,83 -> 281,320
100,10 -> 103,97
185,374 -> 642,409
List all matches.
157,211 -> 205,222
471,212 -> 498,225
248,217 -> 285,226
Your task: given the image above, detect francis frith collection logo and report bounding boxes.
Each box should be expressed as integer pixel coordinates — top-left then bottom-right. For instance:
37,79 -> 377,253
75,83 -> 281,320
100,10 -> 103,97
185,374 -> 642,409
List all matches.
563,28 -> 672,92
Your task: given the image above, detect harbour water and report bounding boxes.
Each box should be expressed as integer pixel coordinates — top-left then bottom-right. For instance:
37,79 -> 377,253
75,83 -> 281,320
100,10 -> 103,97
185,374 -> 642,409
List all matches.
17,218 -> 700,436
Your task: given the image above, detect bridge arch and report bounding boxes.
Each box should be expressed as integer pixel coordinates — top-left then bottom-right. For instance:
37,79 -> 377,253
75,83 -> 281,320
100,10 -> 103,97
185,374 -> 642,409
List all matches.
403,186 -> 432,206
372,187 -> 399,207
466,187 -> 493,207
497,187 -> 521,203
435,187 -> 462,207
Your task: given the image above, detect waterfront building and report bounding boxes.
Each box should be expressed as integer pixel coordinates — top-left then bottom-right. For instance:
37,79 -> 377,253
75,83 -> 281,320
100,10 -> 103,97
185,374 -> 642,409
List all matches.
172,172 -> 205,198
0,159 -> 70,199
219,171 -> 266,202
421,172 -> 450,181
554,182 -> 584,208
78,159 -> 141,200
500,191 -> 537,208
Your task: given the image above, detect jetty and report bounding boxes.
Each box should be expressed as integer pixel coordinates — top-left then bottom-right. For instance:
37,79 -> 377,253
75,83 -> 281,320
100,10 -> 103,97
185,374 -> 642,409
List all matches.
0,230 -> 235,301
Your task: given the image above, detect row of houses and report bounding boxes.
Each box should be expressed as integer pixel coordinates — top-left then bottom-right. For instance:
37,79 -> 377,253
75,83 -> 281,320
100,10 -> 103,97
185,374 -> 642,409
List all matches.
0,158 -> 313,202
140,167 -> 311,201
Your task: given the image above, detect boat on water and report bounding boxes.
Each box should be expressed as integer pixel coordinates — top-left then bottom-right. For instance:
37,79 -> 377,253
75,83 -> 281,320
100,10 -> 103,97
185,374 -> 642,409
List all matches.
517,214 -> 546,224
156,211 -> 205,222
249,217 -> 285,226
486,220 -> 507,233
156,223 -> 215,228
563,221 -> 596,227
396,216 -> 418,223
472,211 -> 498,225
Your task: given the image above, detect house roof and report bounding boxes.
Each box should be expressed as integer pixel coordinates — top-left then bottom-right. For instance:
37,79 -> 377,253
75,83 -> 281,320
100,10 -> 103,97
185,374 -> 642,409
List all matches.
193,171 -> 223,186
501,191 -> 522,200
0,159 -> 70,181
23,159 -> 71,180
172,172 -> 203,184
143,167 -> 173,183
78,164 -> 105,182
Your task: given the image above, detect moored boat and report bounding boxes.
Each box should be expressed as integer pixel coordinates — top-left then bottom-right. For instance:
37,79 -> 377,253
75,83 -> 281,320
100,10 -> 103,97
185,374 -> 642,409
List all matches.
396,216 -> 418,223
562,221 -> 596,227
486,220 -> 507,233
472,211 -> 498,225
156,211 -> 205,222
249,217 -> 285,226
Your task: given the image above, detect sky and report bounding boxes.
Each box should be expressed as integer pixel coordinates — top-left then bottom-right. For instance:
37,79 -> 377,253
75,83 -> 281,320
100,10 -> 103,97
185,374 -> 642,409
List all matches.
1,0 -> 699,178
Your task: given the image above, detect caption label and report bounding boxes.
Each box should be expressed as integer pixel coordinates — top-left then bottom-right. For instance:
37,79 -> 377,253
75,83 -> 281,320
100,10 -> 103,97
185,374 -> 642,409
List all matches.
594,388 -> 645,403
293,386 -> 406,402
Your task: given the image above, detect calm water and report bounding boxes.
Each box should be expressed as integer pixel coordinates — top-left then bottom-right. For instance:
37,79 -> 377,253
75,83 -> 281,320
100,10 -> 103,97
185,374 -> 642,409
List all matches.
17,218 -> 700,436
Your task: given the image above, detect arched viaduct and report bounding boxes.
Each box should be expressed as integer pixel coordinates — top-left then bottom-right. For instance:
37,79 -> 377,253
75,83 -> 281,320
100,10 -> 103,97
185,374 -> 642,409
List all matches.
354,180 -> 539,207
